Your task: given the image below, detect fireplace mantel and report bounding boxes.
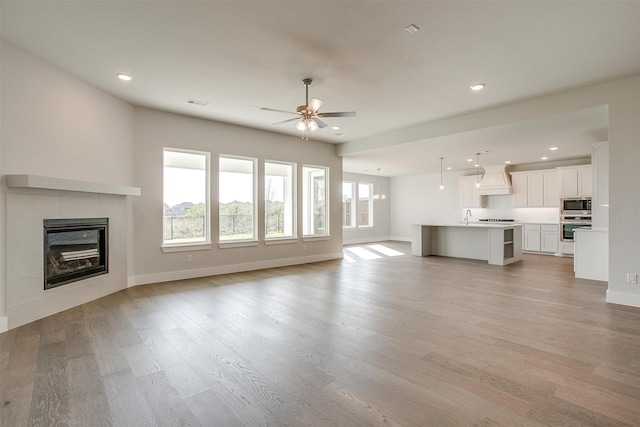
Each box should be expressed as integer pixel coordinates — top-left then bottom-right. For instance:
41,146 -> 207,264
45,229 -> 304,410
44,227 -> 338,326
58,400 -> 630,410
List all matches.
5,174 -> 141,196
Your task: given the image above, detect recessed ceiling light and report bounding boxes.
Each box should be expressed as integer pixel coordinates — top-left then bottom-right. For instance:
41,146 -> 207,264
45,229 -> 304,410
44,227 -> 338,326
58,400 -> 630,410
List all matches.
467,158 -> 473,162
334,133 -> 346,137
505,160 -> 512,164
116,73 -> 132,81
541,156 -> 549,160
404,24 -> 420,34
446,166 -> 452,170
470,83 -> 485,91
331,126 -> 340,130
550,146 -> 559,151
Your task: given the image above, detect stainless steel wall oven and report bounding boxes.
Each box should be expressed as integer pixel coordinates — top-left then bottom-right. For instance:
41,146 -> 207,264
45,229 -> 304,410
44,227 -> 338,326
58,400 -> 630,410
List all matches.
560,215 -> 591,242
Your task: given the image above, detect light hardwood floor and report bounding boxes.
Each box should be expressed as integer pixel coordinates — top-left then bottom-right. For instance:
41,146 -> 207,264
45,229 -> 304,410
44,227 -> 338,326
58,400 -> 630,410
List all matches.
2,241 -> 639,426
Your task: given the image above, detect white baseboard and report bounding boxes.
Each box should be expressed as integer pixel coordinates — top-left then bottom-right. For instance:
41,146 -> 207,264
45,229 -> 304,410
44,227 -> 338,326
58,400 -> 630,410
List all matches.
606,290 -> 640,308
0,317 -> 8,333
389,235 -> 411,242
128,252 -> 344,287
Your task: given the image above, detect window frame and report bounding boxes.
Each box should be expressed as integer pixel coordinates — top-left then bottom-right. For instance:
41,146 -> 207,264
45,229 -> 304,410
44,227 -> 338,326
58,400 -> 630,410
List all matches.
342,181 -> 356,229
264,160 -> 297,243
302,165 -> 330,239
161,147 -> 211,252
357,182 -> 374,228
218,154 -> 258,246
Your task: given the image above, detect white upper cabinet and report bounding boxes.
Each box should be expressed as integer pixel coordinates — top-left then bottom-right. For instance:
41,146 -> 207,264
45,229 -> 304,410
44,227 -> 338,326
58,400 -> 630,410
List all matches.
460,175 -> 485,208
558,165 -> 592,197
543,172 -> 559,206
511,170 -> 559,207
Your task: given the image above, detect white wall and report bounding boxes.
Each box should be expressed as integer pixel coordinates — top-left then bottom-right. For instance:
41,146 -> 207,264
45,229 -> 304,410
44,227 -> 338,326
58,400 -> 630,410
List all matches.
0,41 -> 135,329
342,172 -> 390,244
390,171 -> 463,240
130,107 -> 343,285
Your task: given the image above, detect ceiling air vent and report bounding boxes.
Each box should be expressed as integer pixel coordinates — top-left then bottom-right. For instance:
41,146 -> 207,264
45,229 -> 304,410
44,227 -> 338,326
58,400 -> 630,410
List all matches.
187,99 -> 210,107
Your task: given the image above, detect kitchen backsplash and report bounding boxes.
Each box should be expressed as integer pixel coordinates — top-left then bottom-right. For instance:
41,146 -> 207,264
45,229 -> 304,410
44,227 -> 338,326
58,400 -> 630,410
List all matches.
464,194 -> 560,224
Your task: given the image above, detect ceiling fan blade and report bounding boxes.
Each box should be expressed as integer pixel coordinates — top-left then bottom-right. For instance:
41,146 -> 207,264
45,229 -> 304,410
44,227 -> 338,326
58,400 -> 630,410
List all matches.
272,117 -> 301,125
317,111 -> 356,118
312,117 -> 329,128
258,107 -> 299,115
307,98 -> 323,113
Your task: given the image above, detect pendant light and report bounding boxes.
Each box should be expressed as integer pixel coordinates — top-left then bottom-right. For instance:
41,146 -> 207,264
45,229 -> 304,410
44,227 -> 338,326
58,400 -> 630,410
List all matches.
373,168 -> 386,201
475,152 -> 481,188
439,157 -> 445,190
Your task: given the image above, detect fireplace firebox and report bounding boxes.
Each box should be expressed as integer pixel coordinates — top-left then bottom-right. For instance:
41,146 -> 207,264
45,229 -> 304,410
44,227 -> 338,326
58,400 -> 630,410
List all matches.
43,218 -> 108,290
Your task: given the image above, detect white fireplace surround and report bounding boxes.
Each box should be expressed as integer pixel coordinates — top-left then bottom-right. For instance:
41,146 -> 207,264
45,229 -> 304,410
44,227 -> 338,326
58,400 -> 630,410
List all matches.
3,175 -> 139,330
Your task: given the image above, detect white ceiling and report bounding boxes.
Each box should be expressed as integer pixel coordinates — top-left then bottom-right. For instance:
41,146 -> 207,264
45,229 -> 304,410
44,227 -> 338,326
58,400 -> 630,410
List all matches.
1,1 -> 638,176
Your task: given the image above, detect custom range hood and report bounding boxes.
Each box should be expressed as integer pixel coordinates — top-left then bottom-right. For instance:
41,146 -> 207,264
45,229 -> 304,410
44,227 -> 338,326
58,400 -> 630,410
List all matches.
477,165 -> 513,195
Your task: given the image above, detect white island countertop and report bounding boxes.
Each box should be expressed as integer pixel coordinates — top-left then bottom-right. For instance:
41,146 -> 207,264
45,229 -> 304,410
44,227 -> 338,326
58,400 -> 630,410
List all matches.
437,222 -> 523,229
412,223 -> 523,266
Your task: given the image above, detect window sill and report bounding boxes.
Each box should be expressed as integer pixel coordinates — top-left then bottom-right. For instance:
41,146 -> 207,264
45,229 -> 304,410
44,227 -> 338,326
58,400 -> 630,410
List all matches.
218,240 -> 259,249
302,235 -> 330,242
161,243 -> 212,253
264,237 -> 298,246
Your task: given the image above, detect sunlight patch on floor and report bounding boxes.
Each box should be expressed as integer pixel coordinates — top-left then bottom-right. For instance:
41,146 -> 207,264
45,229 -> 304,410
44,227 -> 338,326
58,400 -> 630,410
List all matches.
344,246 -> 382,260
367,244 -> 404,257
343,253 -> 356,263
343,244 -> 406,262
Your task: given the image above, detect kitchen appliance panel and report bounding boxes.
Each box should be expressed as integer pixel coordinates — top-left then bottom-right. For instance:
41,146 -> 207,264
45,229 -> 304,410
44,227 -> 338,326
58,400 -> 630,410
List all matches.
561,197 -> 592,215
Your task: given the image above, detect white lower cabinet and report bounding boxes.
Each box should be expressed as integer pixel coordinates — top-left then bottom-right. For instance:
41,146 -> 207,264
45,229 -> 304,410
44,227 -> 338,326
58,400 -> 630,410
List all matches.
523,224 -> 559,254
559,241 -> 575,255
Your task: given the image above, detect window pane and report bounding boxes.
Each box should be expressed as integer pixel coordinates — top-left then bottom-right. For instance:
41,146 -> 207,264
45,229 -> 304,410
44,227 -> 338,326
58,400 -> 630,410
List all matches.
265,161 -> 296,239
303,165 -> 329,237
358,182 -> 373,227
163,149 -> 209,245
342,182 -> 355,228
219,156 -> 256,241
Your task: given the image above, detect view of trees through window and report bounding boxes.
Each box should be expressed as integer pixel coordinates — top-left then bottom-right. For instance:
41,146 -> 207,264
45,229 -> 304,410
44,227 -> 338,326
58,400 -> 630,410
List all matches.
163,149 -> 209,244
219,156 -> 256,241
164,151 -> 328,244
265,161 -> 295,239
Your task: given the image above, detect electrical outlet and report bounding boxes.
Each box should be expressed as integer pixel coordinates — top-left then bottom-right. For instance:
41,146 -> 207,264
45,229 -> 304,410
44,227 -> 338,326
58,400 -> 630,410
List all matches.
187,254 -> 193,263
628,273 -> 638,284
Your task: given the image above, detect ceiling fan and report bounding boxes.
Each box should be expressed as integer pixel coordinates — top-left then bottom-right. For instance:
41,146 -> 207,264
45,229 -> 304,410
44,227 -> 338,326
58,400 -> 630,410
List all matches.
258,78 -> 356,134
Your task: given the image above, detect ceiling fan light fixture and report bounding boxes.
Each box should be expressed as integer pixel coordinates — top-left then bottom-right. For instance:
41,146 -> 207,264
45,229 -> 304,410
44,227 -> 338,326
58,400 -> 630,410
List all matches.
296,120 -> 307,131
307,118 -> 318,132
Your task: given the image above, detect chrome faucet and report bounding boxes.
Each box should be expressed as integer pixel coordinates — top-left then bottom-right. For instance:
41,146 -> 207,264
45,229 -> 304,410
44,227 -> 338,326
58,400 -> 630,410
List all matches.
465,209 -> 472,225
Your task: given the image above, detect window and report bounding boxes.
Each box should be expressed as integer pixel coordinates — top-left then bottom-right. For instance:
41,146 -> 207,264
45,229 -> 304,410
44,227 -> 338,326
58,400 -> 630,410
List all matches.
163,148 -> 210,246
358,182 -> 373,227
342,181 -> 355,228
265,161 -> 296,240
219,155 -> 257,242
302,165 -> 329,237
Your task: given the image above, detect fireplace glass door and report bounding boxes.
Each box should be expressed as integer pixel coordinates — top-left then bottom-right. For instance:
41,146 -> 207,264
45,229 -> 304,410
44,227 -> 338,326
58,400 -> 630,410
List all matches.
44,218 -> 108,289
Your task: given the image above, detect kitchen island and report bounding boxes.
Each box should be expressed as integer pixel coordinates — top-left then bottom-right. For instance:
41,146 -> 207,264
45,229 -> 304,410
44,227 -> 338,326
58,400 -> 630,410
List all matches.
412,223 -> 523,266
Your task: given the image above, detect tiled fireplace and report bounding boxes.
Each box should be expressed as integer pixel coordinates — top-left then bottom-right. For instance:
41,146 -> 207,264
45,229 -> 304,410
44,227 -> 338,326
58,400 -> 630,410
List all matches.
4,180 -> 134,330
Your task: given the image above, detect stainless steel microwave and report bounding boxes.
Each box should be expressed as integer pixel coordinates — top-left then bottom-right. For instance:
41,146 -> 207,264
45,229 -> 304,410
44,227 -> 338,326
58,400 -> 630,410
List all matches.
561,197 -> 591,215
